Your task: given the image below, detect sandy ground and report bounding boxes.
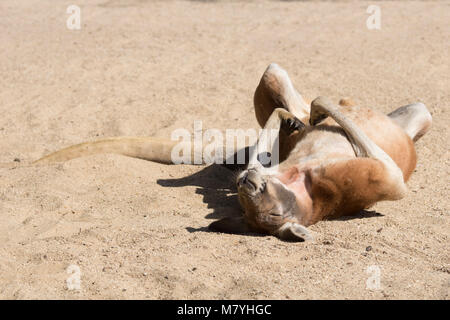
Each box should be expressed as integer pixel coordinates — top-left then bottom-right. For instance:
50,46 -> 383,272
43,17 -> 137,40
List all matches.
0,0 -> 448,299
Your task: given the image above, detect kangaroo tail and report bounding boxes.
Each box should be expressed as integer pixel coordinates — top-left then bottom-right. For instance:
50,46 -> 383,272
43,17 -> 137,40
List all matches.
34,136 -> 189,165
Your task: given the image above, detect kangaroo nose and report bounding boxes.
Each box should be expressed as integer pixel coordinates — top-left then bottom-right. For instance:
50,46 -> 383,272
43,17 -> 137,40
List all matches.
237,171 -> 249,187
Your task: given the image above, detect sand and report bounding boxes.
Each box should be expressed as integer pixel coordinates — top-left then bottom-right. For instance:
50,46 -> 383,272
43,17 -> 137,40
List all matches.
0,0 -> 448,299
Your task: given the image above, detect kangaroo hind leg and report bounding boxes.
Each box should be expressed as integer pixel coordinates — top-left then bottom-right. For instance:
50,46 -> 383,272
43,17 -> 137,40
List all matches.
254,63 -> 310,127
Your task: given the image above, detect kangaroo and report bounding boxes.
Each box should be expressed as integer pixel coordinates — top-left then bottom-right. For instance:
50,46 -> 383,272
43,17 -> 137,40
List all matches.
35,63 -> 432,241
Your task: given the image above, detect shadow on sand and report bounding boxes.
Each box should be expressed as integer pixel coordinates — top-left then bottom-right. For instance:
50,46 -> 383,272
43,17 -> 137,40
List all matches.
157,163 -> 243,233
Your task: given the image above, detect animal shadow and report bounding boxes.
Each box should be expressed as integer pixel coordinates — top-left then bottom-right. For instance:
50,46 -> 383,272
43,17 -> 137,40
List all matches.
157,162 -> 246,233
335,210 -> 384,221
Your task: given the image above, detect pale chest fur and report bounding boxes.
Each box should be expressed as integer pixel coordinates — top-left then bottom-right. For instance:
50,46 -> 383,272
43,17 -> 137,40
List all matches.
279,124 -> 356,172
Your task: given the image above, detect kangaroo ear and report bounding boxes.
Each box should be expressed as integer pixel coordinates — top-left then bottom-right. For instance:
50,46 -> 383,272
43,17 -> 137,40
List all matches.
208,217 -> 250,234
276,222 -> 313,242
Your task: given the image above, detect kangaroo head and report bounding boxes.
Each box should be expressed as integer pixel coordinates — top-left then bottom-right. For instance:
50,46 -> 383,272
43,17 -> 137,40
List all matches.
209,167 -> 313,242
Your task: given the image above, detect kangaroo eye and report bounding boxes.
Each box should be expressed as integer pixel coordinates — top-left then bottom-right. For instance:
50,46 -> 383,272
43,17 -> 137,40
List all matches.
269,212 -> 282,217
